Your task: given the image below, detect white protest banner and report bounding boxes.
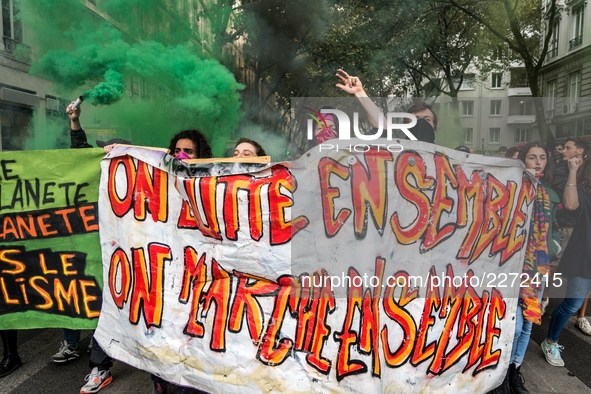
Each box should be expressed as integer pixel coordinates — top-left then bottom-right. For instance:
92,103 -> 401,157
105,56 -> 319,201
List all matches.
95,141 -> 534,393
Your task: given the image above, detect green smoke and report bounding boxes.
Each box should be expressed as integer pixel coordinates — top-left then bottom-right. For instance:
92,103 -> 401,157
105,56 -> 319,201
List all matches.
19,0 -> 243,154
85,70 -> 125,105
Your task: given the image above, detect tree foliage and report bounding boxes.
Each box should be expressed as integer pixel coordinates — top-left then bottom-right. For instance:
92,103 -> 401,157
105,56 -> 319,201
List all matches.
442,0 -> 558,144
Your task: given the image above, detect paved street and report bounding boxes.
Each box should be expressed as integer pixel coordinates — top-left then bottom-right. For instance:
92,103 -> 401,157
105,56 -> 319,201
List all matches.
2,298 -> 591,394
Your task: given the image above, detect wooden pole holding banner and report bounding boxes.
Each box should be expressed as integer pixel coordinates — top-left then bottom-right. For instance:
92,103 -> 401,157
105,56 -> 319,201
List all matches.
182,156 -> 271,164
111,145 -> 272,165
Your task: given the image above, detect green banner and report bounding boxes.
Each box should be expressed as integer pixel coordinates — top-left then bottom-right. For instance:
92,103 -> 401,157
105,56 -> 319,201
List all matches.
0,148 -> 105,329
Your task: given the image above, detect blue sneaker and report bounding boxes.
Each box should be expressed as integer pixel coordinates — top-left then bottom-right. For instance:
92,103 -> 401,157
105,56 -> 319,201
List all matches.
541,339 -> 565,367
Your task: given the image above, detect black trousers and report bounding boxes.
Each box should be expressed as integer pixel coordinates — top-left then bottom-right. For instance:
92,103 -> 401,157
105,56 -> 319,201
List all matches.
89,335 -> 113,371
0,330 -> 18,357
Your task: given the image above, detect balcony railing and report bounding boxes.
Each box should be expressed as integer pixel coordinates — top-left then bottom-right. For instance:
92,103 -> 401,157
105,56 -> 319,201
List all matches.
570,35 -> 583,49
546,47 -> 558,61
2,36 -> 31,60
3,36 -> 18,53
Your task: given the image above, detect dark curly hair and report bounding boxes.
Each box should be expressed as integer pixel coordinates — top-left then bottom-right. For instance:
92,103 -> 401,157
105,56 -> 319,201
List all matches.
235,137 -> 267,156
168,129 -> 212,159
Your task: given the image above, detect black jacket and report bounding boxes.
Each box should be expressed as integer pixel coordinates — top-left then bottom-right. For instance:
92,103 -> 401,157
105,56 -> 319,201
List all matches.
70,128 -> 93,149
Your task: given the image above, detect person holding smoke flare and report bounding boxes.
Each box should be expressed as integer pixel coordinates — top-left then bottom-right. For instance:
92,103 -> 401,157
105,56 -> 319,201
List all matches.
496,142 -> 560,394
68,99 -> 215,394
67,100 -> 128,394
50,102 -> 132,375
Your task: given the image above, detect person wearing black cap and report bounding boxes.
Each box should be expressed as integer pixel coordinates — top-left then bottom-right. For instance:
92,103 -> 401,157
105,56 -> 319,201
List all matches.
96,138 -> 132,148
455,145 -> 471,153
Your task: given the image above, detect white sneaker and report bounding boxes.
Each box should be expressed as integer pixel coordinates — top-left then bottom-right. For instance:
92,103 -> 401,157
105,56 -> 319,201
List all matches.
577,318 -> 591,336
80,367 -> 113,393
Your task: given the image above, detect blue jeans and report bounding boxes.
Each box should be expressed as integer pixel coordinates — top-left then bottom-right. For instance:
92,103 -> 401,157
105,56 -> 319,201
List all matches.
548,276 -> 591,343
511,287 -> 544,365
511,304 -> 533,364
63,329 -> 80,346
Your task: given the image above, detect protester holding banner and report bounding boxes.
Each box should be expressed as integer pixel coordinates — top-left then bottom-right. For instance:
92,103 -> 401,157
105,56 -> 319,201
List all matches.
497,142 -> 560,394
233,137 -> 267,158
151,129 -> 214,394
167,129 -> 213,160
542,154 -> 591,367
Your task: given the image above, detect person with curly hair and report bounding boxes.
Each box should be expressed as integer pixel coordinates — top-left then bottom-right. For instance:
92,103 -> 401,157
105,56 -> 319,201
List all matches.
167,129 -> 213,160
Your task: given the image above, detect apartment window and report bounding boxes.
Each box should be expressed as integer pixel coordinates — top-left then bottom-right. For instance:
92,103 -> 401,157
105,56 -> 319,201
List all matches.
461,101 -> 474,116
489,128 -> 501,144
519,100 -> 532,115
129,76 -> 140,98
2,0 -> 23,51
548,20 -> 559,59
510,68 -> 528,88
445,102 -> 453,117
491,73 -> 503,89
0,102 -> 33,151
569,71 -> 581,103
490,100 -> 502,116
464,128 -> 473,144
570,6 -> 584,49
547,80 -> 557,110
492,45 -> 506,60
140,78 -> 149,100
515,128 -> 532,143
460,75 -> 475,90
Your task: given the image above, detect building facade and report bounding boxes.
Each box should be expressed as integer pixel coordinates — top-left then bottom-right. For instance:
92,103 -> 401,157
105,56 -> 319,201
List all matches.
1,0 -> 252,152
433,65 -> 537,154
540,0 -> 591,140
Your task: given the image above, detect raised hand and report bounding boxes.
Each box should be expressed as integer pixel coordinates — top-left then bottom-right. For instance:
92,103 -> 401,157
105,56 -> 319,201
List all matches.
66,101 -> 81,120
335,69 -> 365,95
